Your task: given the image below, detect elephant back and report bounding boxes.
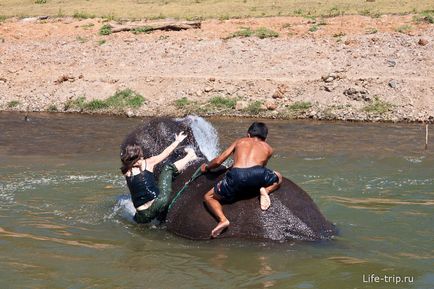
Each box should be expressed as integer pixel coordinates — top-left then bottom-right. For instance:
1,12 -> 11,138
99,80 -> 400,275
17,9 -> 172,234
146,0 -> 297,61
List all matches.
166,165 -> 336,241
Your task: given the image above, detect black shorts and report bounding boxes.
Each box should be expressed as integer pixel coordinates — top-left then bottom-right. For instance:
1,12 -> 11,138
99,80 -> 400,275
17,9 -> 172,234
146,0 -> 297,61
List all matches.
214,166 -> 278,203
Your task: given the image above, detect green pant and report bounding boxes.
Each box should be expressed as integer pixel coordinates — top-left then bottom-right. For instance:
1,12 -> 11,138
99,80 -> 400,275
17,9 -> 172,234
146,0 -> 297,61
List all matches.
134,163 -> 178,224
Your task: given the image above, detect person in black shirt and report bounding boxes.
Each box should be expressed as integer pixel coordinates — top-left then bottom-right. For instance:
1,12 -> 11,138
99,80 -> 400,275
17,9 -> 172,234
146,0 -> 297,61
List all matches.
121,132 -> 197,223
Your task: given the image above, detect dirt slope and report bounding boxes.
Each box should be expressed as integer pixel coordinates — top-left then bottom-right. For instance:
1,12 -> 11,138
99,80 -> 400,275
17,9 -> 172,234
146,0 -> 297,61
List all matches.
0,15 -> 433,122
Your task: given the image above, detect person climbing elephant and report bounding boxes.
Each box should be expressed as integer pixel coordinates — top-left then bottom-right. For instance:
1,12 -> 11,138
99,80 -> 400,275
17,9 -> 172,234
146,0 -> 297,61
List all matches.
120,131 -> 198,223
201,122 -> 283,238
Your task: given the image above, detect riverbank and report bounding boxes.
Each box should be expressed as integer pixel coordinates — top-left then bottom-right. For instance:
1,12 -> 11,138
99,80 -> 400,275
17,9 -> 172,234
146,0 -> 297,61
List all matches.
1,15 -> 433,122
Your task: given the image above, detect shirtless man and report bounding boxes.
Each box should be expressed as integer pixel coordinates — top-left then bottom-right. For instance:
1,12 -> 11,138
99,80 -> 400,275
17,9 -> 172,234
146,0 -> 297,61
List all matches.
201,122 -> 282,238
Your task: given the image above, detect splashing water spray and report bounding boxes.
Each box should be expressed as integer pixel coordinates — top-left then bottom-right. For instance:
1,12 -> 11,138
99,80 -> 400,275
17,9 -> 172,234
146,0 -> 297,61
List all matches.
184,115 -> 220,161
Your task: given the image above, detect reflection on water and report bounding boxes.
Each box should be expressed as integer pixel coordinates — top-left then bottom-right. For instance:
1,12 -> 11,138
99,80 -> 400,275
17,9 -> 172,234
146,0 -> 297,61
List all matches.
0,112 -> 433,289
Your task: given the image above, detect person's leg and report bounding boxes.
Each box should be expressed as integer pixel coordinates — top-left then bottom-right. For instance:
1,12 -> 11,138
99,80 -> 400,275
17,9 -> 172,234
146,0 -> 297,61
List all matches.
173,147 -> 197,172
260,171 -> 282,211
148,148 -> 199,217
133,149 -> 199,223
203,188 -> 230,238
134,163 -> 175,221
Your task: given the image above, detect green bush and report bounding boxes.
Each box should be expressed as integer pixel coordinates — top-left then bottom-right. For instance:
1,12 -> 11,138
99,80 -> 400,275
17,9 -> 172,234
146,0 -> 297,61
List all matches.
73,11 -> 95,19
309,24 -> 319,32
230,27 -> 279,39
47,104 -> 58,112
366,27 -> 378,34
35,0 -> 47,4
395,25 -> 413,33
174,97 -> 191,108
63,90 -> 145,112
85,100 -> 109,110
413,11 -> 434,24
7,100 -> 20,108
132,26 -> 153,34
106,89 -> 145,109
81,23 -> 95,30
231,27 -> 254,38
103,12 -> 116,21
328,6 -> 341,17
64,96 -> 86,111
245,101 -> 263,114
363,97 -> 393,114
289,101 -> 312,111
209,96 -> 236,109
254,27 -> 279,39
99,24 -> 112,35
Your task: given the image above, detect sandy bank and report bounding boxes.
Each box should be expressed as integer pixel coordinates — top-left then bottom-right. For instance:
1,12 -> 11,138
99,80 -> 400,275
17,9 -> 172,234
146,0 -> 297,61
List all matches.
0,15 -> 433,122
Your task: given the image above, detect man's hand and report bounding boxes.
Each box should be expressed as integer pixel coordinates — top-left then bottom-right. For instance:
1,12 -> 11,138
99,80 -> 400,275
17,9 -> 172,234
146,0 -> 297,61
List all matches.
200,163 -> 209,173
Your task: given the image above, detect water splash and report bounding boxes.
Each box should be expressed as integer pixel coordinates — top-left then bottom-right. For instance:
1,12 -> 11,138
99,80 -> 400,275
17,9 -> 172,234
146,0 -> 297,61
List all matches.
403,156 -> 425,163
184,115 -> 220,161
109,194 -> 136,222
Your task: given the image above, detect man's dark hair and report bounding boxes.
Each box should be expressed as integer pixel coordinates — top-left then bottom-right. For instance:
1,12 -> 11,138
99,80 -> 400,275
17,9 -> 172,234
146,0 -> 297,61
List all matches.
247,122 -> 268,140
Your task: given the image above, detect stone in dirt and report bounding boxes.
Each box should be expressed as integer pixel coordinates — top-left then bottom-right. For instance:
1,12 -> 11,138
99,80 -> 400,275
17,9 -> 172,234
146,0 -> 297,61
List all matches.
272,84 -> 287,99
344,87 -> 370,101
54,75 -> 75,84
265,100 -> 277,110
388,79 -> 398,89
418,38 -> 428,46
125,110 -> 134,118
321,73 -> 338,83
235,100 -> 248,110
387,60 -> 397,67
323,85 -> 334,92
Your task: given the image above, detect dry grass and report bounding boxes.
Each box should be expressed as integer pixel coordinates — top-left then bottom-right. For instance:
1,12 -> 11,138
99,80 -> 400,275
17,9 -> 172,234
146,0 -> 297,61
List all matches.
1,0 -> 433,19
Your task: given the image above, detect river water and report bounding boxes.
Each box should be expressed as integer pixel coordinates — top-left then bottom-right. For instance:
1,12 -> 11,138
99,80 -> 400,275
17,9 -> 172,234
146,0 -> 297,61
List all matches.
0,112 -> 432,289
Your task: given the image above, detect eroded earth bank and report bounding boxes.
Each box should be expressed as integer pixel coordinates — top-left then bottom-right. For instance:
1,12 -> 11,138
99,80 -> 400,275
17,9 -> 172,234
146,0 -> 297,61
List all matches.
0,15 -> 433,122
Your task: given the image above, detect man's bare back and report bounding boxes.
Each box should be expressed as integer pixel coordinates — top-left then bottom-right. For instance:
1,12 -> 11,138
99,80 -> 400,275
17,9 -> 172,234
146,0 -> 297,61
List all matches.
232,137 -> 273,168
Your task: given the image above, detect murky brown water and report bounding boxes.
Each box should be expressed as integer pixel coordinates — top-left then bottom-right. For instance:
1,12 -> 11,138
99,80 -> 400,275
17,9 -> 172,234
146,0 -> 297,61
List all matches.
0,112 -> 433,288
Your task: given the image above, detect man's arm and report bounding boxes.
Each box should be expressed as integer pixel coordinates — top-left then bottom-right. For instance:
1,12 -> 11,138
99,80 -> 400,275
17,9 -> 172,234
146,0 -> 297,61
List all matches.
201,140 -> 238,172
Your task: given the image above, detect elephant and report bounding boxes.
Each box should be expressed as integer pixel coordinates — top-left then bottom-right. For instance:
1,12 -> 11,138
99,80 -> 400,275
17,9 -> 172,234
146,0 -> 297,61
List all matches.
120,116 -> 336,241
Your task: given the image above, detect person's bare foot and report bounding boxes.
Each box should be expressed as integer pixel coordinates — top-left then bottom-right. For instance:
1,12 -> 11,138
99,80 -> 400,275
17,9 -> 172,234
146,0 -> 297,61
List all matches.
211,219 -> 230,238
184,147 -> 198,161
260,187 -> 271,211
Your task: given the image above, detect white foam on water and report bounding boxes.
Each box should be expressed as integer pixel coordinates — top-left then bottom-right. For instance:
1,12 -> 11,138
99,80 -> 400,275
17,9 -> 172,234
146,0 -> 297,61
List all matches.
303,157 -> 325,161
185,115 -> 220,161
109,194 -> 136,222
403,156 -> 425,163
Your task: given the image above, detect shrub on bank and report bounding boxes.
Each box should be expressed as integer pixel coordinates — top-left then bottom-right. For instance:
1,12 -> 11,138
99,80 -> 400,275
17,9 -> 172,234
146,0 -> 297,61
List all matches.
363,97 -> 393,114
7,100 -> 20,108
229,27 -> 279,39
63,89 -> 145,113
289,101 -> 312,112
99,24 -> 112,35
209,96 -> 237,109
